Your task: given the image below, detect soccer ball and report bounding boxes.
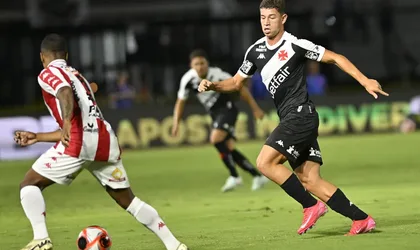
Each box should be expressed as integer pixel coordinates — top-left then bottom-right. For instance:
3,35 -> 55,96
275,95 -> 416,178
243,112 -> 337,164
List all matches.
77,225 -> 112,250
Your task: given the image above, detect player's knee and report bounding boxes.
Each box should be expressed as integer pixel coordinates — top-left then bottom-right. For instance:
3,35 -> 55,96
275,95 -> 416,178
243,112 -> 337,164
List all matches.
256,155 -> 271,174
19,171 -> 48,190
210,134 -> 225,145
106,186 -> 135,209
298,174 -> 319,193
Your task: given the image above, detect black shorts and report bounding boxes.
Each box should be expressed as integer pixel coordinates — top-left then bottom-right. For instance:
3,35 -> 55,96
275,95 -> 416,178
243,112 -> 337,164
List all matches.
210,106 -> 238,140
265,104 -> 323,170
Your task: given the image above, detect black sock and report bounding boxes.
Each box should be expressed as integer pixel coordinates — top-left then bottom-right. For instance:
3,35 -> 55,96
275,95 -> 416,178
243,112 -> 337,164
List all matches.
326,188 -> 368,221
281,174 -> 318,208
214,142 -> 238,177
231,149 -> 261,177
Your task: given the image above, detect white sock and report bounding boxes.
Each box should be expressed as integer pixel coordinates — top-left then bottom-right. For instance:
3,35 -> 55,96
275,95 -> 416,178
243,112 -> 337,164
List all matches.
20,186 -> 49,240
127,197 -> 180,250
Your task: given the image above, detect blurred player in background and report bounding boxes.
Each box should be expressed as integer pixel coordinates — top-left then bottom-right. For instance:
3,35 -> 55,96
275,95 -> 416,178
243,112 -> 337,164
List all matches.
199,0 -> 388,235
400,95 -> 420,133
15,34 -> 188,250
172,49 -> 269,192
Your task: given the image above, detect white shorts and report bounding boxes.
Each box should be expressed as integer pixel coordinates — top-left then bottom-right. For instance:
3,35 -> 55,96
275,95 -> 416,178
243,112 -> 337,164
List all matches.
32,146 -> 130,189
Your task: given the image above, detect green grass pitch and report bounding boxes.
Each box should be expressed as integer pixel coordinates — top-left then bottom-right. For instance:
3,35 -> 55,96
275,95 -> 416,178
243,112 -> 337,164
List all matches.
1,133 -> 419,249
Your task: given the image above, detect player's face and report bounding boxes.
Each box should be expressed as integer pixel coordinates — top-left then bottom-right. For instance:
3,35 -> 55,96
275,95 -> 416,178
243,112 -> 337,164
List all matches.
190,56 -> 209,79
260,8 -> 288,39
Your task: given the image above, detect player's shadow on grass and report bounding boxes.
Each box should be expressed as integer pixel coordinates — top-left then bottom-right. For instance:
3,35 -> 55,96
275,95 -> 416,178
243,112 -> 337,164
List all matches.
303,229 -> 383,239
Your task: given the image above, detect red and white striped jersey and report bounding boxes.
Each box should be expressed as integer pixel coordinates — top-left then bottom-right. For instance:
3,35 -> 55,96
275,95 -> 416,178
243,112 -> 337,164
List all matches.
38,59 -> 121,163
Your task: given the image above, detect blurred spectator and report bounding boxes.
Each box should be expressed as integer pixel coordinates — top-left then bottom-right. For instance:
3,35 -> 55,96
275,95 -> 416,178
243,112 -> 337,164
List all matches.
306,61 -> 327,96
109,71 -> 136,109
399,95 -> 420,134
250,72 -> 269,100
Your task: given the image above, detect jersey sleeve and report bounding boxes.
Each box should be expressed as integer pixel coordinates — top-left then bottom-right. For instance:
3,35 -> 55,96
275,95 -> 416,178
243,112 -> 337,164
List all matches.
237,45 -> 257,78
177,73 -> 192,100
38,67 -> 72,96
293,39 -> 326,62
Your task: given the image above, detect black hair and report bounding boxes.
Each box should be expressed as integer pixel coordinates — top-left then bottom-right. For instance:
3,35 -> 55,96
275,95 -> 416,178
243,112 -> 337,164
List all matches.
40,33 -> 67,57
189,49 -> 209,61
260,0 -> 286,14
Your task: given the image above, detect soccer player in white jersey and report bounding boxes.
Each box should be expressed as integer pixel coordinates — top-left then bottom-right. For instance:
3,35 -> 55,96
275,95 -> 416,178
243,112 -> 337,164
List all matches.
400,95 -> 420,133
172,49 -> 268,192
199,0 -> 388,236
15,34 -> 188,250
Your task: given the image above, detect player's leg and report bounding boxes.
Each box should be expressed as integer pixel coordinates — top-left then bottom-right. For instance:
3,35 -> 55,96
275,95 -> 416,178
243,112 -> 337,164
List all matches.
20,169 -> 55,249
256,145 -> 318,208
20,147 -> 85,250
210,128 -> 242,192
257,125 -> 327,234
88,161 -> 187,250
226,138 -> 261,177
294,142 -> 374,235
210,129 -> 239,178
226,138 -> 269,190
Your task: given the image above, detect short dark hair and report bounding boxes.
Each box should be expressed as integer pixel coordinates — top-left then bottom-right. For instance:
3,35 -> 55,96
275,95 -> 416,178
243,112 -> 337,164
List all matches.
40,33 -> 67,56
189,49 -> 209,61
260,0 -> 286,14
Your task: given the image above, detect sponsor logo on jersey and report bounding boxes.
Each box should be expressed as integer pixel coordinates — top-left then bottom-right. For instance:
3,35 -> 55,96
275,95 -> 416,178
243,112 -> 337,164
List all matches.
269,66 -> 290,98
256,44 -> 267,52
88,105 -> 103,119
240,60 -> 254,74
305,51 -> 320,60
83,122 -> 99,133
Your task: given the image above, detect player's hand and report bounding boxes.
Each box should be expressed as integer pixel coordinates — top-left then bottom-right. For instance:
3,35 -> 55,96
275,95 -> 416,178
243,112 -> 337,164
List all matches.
61,120 -> 71,147
198,79 -> 214,92
171,124 -> 179,137
253,107 -> 265,120
362,79 -> 389,99
14,131 -> 38,147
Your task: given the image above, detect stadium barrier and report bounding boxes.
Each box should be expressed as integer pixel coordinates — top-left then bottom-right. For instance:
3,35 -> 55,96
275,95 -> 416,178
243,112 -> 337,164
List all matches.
0,92 -> 412,160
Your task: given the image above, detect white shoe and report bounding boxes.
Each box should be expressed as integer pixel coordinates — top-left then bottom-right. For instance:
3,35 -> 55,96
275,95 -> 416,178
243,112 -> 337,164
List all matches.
21,238 -> 53,250
221,176 -> 242,192
251,175 -> 269,191
176,243 -> 189,250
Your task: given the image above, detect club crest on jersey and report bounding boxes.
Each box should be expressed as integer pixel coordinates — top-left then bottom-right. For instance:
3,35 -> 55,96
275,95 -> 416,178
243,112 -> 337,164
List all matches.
278,50 -> 288,61
269,66 -> 290,98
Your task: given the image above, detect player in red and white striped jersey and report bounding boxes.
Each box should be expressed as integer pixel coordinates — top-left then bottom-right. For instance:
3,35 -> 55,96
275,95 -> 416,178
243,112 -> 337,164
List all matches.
38,59 -> 121,162
15,34 -> 188,250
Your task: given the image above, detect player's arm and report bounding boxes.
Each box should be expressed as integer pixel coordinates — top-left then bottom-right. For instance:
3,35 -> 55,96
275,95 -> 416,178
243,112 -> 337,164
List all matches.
199,72 -> 248,93
36,130 -> 62,142
239,81 -> 264,120
56,86 -> 74,122
14,130 -> 61,147
39,67 -> 75,147
172,76 -> 190,136
199,46 -> 257,93
172,98 -> 186,136
320,50 -> 389,99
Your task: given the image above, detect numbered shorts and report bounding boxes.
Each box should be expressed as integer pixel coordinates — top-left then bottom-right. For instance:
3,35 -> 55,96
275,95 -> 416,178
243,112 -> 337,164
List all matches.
32,146 -> 130,189
210,107 -> 238,140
